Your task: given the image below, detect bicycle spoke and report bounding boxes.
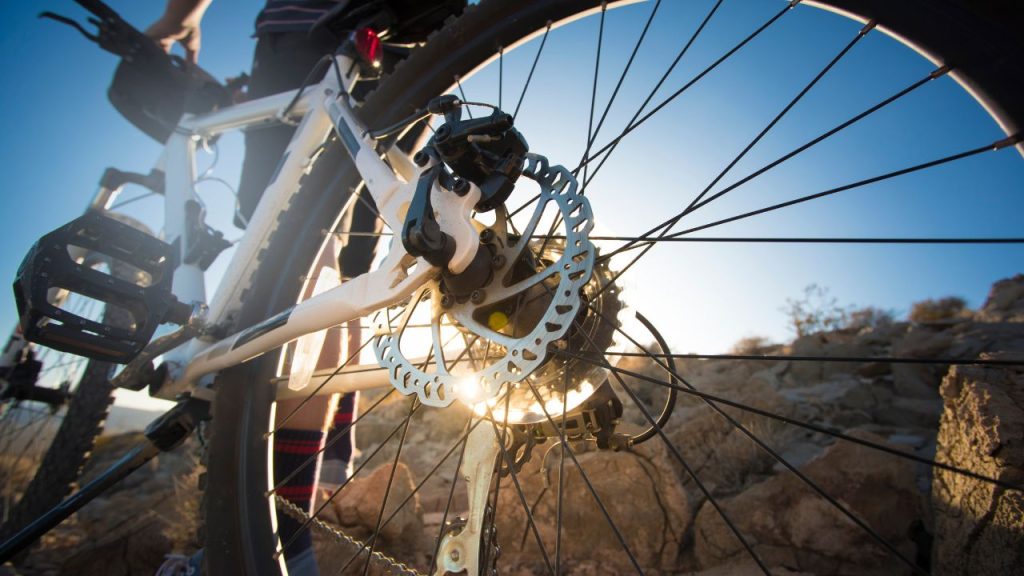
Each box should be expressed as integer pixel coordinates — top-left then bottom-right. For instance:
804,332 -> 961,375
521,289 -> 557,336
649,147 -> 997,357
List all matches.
350,185 -> 389,232
276,399 -> 423,557
327,231 -> 392,238
667,134 -> 1021,238
513,21 -> 552,121
558,349 -> 1024,494
591,133 -> 1020,299
361,397 -> 417,576
596,66 -> 953,263
684,20 -> 875,214
581,1 -> 607,190
269,389 -> 395,492
602,315 -> 927,574
489,382 -> 513,540
570,317 -> 770,574
556,365 -> 568,574
429,419 -> 472,570
582,17 -> 875,297
578,0 -> 725,186
524,379 -> 645,575
577,0 -> 662,183
268,335 -> 375,436
455,75 -> 473,119
549,234 -> 1024,246
577,1 -> 795,181
338,413 -> 476,574
604,351 -> 1024,367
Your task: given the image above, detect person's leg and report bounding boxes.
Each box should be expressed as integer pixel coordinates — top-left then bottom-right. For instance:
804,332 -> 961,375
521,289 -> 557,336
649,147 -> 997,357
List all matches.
321,190 -> 380,489
272,242 -> 347,575
237,32 -> 328,227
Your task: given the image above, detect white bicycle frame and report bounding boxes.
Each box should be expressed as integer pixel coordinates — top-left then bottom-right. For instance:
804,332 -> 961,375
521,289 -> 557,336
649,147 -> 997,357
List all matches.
98,52 -> 481,401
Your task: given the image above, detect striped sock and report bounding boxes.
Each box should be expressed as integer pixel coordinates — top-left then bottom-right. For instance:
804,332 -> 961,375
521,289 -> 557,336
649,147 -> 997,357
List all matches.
321,392 -> 357,485
273,428 -> 324,571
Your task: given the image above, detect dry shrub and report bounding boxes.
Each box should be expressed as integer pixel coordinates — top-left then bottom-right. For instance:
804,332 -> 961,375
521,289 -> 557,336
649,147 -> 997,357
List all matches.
846,306 -> 895,330
781,284 -> 848,337
730,336 -> 774,355
162,459 -> 204,552
909,296 -> 967,322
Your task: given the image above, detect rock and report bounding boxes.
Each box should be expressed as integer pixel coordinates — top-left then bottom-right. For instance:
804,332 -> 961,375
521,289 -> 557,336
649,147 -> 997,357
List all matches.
931,361 -> 1024,575
874,396 -> 943,429
975,274 -> 1024,323
889,327 -> 955,399
494,439 -> 692,575
663,373 -> 805,498
784,333 -> 872,383
318,462 -> 425,564
693,430 -> 923,575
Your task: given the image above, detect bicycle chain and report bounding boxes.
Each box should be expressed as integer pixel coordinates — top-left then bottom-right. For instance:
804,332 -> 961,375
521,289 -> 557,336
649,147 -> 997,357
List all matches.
276,495 -> 503,576
274,495 -> 423,576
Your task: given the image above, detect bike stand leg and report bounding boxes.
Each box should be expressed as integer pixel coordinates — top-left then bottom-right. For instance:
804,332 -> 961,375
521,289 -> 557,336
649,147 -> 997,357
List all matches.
0,394 -> 209,563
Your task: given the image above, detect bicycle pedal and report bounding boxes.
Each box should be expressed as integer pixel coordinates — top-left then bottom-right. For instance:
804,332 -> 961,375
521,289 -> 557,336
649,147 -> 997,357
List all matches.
13,211 -> 191,363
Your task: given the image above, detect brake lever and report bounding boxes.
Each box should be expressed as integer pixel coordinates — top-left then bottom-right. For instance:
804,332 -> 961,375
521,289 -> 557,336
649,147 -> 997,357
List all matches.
38,11 -> 99,43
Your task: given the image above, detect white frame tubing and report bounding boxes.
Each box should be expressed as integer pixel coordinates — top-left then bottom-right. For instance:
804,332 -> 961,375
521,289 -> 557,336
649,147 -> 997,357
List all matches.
150,54 -> 476,397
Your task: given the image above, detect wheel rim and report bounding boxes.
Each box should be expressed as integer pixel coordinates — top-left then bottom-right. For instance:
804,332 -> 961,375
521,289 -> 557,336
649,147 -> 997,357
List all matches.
249,2 -> 1023,574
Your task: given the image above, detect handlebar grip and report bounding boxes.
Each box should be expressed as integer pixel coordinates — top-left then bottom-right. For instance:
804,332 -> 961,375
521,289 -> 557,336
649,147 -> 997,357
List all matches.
73,0 -> 119,21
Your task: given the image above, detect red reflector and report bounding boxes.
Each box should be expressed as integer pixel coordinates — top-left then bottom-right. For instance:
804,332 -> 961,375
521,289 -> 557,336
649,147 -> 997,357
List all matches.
355,27 -> 382,67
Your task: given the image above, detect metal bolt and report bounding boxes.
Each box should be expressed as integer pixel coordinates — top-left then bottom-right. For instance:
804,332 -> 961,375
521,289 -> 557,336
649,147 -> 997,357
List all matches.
413,150 -> 430,167
449,549 -> 461,562
452,179 -> 470,197
470,289 -> 486,304
479,228 -> 495,243
440,294 -> 454,308
491,254 -> 506,269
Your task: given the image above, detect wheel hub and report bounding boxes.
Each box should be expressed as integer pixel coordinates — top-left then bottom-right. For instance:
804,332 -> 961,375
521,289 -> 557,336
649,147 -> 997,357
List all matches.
374,153 -> 621,419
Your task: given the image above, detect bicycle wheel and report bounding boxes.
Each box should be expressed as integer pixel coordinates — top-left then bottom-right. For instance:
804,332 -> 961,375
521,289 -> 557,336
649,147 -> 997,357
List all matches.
205,1 -> 1024,574
0,296 -> 126,541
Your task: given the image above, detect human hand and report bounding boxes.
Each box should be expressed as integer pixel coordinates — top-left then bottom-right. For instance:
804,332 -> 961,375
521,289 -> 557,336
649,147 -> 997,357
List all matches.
144,0 -> 211,64
145,15 -> 202,63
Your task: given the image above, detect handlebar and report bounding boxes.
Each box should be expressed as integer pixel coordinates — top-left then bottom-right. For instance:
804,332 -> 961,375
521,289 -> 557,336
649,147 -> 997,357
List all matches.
73,0 -> 118,22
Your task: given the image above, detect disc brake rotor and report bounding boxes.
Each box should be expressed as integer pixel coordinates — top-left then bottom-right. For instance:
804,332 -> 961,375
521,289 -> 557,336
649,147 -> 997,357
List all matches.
374,153 -> 607,414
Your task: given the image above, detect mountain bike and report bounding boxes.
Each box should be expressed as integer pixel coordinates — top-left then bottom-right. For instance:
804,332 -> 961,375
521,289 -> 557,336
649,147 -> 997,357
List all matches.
3,0 -> 1024,574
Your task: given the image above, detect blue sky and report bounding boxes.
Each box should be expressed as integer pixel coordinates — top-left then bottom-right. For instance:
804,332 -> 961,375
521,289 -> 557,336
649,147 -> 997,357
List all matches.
0,0 -> 1020,394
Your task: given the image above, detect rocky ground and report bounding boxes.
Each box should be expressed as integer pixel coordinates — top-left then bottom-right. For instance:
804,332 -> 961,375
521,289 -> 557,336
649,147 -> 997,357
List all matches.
3,276 -> 1023,575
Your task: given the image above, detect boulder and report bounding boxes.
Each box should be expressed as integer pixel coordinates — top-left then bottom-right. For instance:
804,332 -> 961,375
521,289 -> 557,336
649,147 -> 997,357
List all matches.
667,374 -> 799,497
931,361 -> 1024,575
319,462 -> 425,553
693,430 -> 923,575
974,274 -> 1024,323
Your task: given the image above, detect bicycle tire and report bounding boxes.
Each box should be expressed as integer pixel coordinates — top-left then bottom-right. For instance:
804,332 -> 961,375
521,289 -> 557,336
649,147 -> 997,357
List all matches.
204,1 -> 1024,574
0,359 -> 115,542
0,284 -> 136,547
